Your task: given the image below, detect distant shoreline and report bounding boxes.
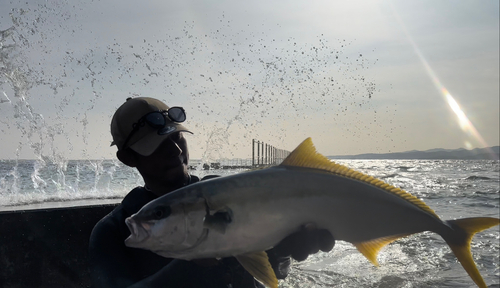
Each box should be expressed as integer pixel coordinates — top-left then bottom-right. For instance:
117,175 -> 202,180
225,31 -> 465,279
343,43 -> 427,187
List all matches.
1,146 -> 499,161
328,146 -> 500,160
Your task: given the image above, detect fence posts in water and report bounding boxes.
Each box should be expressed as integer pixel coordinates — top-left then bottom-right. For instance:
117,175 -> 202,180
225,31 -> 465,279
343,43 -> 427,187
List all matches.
251,139 -> 290,167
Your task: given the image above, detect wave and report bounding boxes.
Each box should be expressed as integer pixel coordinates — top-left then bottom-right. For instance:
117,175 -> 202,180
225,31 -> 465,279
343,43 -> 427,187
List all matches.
395,166 -> 413,172
380,173 -> 399,179
465,175 -> 492,181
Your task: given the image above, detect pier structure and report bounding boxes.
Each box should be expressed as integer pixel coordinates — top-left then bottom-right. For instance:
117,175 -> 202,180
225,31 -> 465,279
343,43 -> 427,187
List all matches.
189,140 -> 291,170
252,139 -> 290,167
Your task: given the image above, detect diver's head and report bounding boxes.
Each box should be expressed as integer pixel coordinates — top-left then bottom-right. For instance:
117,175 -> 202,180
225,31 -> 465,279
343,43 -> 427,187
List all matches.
111,97 -> 192,194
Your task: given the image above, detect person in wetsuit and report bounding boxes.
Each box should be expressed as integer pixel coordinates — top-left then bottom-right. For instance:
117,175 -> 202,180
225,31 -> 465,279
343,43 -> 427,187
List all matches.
89,97 -> 335,288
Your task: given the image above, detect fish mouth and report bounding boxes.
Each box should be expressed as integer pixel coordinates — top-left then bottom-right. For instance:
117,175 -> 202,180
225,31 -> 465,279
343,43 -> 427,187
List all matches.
124,217 -> 151,248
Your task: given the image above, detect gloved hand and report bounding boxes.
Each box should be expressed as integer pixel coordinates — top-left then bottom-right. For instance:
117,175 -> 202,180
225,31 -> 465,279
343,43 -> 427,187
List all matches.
273,224 -> 335,261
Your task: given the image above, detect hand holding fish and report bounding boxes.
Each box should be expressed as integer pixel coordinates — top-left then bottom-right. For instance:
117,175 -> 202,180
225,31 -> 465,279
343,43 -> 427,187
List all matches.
274,224 -> 335,261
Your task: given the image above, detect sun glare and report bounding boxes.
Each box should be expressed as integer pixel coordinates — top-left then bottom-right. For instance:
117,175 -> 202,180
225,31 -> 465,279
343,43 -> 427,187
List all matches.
443,89 -> 469,131
389,3 -> 493,155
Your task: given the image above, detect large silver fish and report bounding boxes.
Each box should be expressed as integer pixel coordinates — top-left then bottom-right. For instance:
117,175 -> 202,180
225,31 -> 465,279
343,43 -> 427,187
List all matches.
125,138 -> 499,288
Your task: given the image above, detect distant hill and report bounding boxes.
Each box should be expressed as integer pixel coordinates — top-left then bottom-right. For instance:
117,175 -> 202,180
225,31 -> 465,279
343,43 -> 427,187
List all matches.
328,146 -> 500,160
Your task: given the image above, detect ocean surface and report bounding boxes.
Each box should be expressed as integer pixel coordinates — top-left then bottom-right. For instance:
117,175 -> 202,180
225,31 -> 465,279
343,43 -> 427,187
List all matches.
0,159 -> 499,287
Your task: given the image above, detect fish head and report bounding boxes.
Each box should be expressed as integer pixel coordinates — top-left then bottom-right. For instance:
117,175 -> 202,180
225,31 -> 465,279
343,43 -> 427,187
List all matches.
124,194 -> 207,258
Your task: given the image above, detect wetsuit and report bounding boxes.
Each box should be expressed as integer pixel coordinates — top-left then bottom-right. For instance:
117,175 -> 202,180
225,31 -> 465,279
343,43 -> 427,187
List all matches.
89,175 -> 290,288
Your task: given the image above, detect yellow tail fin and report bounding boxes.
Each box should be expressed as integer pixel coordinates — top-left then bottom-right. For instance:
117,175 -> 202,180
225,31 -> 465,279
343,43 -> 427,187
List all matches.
444,217 -> 500,288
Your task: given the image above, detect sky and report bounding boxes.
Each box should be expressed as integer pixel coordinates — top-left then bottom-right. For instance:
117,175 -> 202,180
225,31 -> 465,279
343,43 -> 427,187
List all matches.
0,0 -> 498,161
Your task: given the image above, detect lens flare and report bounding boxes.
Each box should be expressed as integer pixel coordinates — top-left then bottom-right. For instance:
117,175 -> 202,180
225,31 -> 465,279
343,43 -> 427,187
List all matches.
389,3 -> 494,157
444,89 -> 469,131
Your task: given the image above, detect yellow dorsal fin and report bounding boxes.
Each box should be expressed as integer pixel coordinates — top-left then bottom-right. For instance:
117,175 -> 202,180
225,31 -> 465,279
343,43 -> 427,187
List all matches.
354,234 -> 410,266
280,138 -> 440,219
281,137 -> 334,169
235,251 -> 278,288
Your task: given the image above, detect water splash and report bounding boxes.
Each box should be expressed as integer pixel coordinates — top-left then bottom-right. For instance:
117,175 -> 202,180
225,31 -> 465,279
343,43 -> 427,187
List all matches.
1,4 -> 387,204
0,159 -> 138,207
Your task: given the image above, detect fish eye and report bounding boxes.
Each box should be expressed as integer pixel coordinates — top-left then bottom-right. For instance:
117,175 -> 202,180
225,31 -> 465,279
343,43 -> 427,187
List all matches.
152,206 -> 171,220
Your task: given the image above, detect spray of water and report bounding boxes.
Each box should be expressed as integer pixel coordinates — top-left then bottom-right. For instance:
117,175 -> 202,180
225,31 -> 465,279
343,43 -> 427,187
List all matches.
1,4 -> 389,206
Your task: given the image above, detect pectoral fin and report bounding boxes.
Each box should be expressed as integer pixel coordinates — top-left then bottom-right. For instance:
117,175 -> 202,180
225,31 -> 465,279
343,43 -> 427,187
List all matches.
235,251 -> 278,288
203,210 -> 232,234
354,234 -> 409,266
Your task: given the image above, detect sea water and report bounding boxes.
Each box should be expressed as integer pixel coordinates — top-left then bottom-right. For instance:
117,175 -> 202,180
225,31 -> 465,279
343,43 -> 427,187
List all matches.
282,159 -> 500,288
0,158 -> 498,287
